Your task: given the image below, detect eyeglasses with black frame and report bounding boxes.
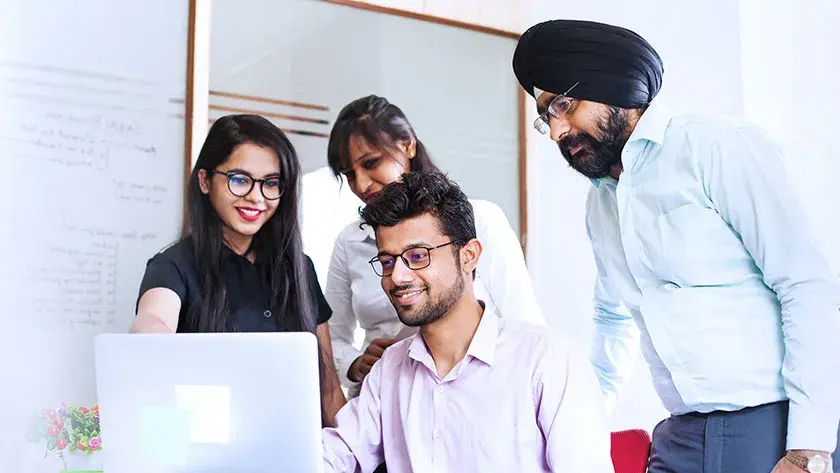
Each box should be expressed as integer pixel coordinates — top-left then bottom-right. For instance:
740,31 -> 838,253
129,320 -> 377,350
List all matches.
368,240 -> 463,277
208,169 -> 284,200
533,81 -> 580,135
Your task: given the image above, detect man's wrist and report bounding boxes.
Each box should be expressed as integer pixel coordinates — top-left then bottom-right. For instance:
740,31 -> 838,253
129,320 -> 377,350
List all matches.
785,450 -> 832,472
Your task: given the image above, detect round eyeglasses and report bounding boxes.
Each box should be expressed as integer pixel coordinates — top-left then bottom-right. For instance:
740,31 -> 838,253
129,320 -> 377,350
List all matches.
533,81 -> 579,135
209,169 -> 284,200
368,240 -> 462,277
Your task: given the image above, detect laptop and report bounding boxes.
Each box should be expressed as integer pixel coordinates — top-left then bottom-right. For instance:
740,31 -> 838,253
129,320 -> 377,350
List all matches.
94,332 -> 324,473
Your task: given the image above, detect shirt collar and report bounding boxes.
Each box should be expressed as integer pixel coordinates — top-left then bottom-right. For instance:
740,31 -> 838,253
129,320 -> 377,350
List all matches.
627,99 -> 670,147
589,99 -> 672,187
407,301 -> 499,368
464,304 -> 498,366
220,240 -> 254,265
343,219 -> 376,242
589,176 -> 616,188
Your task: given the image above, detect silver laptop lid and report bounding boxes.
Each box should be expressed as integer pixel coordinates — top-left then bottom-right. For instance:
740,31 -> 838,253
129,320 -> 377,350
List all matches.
94,332 -> 323,473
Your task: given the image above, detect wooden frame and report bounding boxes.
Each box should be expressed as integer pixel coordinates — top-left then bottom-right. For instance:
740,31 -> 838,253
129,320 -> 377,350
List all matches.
182,0 -> 198,234
317,0 -> 529,254
210,90 -> 330,111
318,0 -> 520,39
185,0 -> 197,180
517,89 -> 528,255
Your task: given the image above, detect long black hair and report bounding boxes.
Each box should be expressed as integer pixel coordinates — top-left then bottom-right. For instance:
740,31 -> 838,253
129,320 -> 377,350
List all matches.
178,115 -> 340,426
183,114 -> 315,335
327,95 -> 439,179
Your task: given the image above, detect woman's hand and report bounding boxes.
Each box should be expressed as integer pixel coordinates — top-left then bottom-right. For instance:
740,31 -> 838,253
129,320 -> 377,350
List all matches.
347,338 -> 397,383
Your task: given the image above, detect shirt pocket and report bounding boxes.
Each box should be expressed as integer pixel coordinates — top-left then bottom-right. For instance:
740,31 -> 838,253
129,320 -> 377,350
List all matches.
651,204 -> 748,287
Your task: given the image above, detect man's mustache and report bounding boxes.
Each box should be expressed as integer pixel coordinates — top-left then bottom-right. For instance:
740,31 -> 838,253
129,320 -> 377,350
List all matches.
390,284 -> 427,296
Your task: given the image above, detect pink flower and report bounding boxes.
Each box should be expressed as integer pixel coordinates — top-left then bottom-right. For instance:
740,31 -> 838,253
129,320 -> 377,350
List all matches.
88,437 -> 101,450
78,407 -> 89,415
55,438 -> 67,450
47,426 -> 60,437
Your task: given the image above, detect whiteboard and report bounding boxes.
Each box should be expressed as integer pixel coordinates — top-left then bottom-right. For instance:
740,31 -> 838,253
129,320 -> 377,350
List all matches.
209,0 -> 521,281
0,0 -> 190,469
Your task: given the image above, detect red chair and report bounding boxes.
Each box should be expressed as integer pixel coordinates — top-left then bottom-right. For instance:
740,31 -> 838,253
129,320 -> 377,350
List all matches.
610,429 -> 652,473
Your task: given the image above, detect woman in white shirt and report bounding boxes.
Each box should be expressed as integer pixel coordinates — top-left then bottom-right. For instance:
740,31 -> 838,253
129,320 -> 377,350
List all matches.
325,95 -> 545,395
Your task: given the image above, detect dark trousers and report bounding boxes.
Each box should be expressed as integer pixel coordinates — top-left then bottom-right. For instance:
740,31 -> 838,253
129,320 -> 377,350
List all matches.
648,401 -> 840,473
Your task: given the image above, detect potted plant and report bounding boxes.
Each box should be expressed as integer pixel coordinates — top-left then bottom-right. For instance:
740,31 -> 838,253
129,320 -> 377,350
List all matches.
28,402 -> 103,472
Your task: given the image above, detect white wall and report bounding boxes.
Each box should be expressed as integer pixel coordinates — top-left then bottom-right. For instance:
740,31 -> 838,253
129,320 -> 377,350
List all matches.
346,0 -> 525,34
739,0 -> 840,271
523,0 -> 745,432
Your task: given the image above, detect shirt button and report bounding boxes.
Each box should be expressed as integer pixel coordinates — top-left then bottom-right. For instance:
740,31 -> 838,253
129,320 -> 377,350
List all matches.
436,386 -> 444,393
263,310 -> 272,318
433,430 -> 441,439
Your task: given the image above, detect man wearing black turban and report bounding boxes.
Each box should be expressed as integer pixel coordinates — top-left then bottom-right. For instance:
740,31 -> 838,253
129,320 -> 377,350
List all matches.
513,19 -> 664,179
514,19 -> 840,473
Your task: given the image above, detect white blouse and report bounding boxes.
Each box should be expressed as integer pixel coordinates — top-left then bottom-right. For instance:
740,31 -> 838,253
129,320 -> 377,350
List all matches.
325,199 -> 546,392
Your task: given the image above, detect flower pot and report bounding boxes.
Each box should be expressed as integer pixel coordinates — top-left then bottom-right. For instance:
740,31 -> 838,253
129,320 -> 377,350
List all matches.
58,450 -> 102,473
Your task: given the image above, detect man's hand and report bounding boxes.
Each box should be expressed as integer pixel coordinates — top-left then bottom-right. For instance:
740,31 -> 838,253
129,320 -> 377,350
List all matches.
347,338 -> 397,382
771,450 -> 832,473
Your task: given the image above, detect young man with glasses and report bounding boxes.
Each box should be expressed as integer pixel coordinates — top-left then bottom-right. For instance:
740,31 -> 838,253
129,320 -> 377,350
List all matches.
513,19 -> 840,473
321,171 -> 614,473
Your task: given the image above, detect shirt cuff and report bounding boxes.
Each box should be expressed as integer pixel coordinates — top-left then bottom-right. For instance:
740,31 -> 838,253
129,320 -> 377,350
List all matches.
322,428 -> 357,473
786,403 -> 840,453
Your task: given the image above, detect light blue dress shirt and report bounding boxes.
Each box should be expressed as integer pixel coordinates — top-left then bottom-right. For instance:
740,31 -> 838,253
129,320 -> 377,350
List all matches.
587,100 -> 840,451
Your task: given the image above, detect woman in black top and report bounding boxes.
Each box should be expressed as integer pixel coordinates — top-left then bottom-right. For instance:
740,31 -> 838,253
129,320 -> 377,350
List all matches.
132,114 -> 346,425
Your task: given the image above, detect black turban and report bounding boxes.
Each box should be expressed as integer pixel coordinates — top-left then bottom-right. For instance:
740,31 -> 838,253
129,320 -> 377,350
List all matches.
512,20 -> 664,108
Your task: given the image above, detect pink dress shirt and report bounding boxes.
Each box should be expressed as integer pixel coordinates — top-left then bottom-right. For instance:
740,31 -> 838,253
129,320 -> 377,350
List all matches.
322,309 -> 615,473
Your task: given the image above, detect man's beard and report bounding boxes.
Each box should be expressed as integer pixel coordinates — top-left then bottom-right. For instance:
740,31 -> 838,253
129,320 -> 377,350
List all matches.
558,106 -> 632,179
390,270 -> 465,328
